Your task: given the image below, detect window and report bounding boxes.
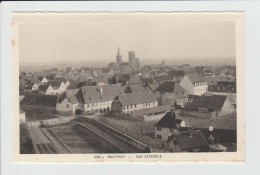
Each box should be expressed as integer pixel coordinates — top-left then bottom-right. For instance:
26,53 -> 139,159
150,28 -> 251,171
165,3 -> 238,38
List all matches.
66,104 -> 69,108
157,127 -> 162,131
157,135 -> 162,139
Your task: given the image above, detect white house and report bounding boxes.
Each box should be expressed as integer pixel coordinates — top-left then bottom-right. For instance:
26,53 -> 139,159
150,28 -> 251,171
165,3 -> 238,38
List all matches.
179,73 -> 207,95
154,111 -> 185,142
41,76 -> 48,84
81,85 -> 124,113
111,92 -> 158,115
38,80 -> 67,95
56,89 -> 84,115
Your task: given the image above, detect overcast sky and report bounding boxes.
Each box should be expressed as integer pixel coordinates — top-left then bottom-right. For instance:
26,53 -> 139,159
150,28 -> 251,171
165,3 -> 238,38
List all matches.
18,13 -> 236,64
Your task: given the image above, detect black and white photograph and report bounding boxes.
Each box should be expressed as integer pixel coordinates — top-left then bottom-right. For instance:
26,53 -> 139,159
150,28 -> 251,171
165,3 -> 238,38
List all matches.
13,12 -> 244,161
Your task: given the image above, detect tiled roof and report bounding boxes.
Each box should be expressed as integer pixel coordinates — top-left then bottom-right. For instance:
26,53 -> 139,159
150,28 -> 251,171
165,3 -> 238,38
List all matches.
167,70 -> 185,78
131,104 -> 171,117
38,84 -> 50,92
168,130 -> 209,150
67,80 -> 79,90
186,94 -> 227,111
125,84 -> 147,94
54,77 -> 68,83
58,89 -> 84,104
203,77 -> 217,86
155,81 -> 186,93
81,85 -> 124,104
141,78 -> 153,84
187,73 -> 205,83
147,83 -> 159,92
20,94 -> 58,108
154,111 -> 182,129
191,117 -> 236,130
46,80 -> 63,89
117,92 -> 157,106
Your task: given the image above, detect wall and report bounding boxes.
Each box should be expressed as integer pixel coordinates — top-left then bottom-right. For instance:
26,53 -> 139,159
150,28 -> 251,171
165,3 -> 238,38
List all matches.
161,92 -> 176,105
219,97 -> 236,116
193,83 -> 208,95
111,100 -> 123,115
122,100 -> 158,114
56,98 -> 73,112
179,75 -> 194,95
141,112 -> 166,122
155,127 -> 177,142
176,97 -> 188,107
84,100 -> 113,112
26,116 -> 75,127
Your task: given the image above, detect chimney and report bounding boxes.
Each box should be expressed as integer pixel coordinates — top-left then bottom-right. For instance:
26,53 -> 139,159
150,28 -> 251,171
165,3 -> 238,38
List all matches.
100,87 -> 103,94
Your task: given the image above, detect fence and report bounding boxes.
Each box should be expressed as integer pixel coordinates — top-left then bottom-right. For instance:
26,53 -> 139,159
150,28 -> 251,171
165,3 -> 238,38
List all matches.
26,116 -> 76,127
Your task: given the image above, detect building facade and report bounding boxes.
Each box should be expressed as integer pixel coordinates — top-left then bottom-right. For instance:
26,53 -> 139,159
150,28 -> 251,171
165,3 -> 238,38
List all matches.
179,73 -> 208,95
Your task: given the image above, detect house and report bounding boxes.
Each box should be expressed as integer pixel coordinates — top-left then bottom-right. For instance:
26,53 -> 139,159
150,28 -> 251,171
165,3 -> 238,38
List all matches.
154,111 -> 185,142
38,84 -> 50,94
111,92 -> 158,115
102,68 -> 115,78
54,77 -> 70,88
124,84 -> 147,94
146,82 -> 159,93
203,75 -> 227,86
184,94 -> 235,118
56,89 -> 84,115
45,80 -> 67,95
67,80 -> 79,90
203,69 -> 214,77
120,62 -> 132,73
38,76 -> 49,84
167,130 -> 209,152
94,77 -> 107,86
189,115 -> 237,143
117,74 -> 130,84
131,104 -> 171,122
93,69 -> 104,78
208,81 -> 236,106
179,73 -> 207,95
155,81 -> 188,107
140,77 -> 154,86
81,85 -> 124,113
128,75 -> 143,85
166,70 -> 185,82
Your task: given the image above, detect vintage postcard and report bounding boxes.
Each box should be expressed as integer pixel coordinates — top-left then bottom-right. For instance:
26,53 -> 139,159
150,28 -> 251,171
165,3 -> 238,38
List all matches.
13,12 -> 244,162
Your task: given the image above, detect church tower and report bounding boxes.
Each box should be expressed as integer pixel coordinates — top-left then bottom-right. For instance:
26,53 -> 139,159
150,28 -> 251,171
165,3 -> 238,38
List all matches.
116,48 -> 122,64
